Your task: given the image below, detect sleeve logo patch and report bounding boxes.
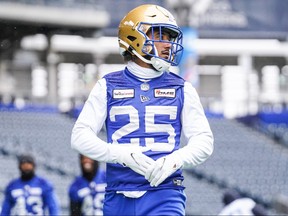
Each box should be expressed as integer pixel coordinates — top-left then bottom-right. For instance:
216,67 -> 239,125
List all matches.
154,89 -> 176,98
113,89 -> 134,99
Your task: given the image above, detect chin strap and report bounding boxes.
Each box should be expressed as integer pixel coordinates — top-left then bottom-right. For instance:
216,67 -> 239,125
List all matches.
150,57 -> 171,72
119,39 -> 171,72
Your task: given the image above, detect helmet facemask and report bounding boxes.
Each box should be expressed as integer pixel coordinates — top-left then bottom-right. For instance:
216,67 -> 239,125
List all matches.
138,23 -> 184,72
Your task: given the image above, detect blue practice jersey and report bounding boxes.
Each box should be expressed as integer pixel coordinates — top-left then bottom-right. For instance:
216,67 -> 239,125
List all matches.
0,176 -> 59,216
69,170 -> 106,216
104,68 -> 185,191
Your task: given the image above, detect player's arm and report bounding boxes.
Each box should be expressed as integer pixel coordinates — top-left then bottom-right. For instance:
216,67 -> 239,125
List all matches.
71,78 -> 155,176
71,78 -> 109,161
0,186 -> 13,216
174,81 -> 214,166
146,81 -> 214,186
0,196 -> 12,216
43,182 -> 60,216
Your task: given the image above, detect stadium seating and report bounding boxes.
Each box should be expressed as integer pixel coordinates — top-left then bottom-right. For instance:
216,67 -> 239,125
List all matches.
187,117 -> 288,214
183,170 -> 224,214
0,109 -> 285,214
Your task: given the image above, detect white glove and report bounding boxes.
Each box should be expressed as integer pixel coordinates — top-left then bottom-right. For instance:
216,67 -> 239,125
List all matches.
145,151 -> 183,187
109,144 -> 155,176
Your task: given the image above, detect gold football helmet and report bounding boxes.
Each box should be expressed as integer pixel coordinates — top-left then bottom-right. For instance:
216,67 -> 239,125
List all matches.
118,4 -> 184,72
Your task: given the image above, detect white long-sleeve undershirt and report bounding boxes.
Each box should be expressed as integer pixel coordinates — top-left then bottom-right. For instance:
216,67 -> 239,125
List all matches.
71,64 -> 213,168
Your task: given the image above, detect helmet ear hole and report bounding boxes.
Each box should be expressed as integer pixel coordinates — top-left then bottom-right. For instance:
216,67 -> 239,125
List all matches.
127,36 -> 136,42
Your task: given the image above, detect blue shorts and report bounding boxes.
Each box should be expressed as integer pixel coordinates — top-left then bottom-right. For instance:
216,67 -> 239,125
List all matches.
103,189 -> 186,216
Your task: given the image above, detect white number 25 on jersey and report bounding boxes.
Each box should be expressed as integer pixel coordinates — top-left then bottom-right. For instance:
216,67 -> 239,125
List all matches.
109,105 -> 177,152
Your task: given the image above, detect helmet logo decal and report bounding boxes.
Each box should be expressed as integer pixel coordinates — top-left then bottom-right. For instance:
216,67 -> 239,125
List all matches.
157,6 -> 175,22
124,20 -> 134,26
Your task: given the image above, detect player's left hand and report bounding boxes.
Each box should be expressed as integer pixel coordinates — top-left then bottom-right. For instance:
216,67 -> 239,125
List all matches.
145,152 -> 183,187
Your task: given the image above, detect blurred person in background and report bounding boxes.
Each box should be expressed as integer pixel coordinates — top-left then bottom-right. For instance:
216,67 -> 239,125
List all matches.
0,154 -> 59,215
69,154 -> 106,216
218,189 -> 268,216
71,4 -> 213,215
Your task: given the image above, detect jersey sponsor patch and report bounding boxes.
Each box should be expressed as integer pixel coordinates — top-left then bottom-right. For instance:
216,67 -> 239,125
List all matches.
113,89 -> 134,99
154,88 -> 176,98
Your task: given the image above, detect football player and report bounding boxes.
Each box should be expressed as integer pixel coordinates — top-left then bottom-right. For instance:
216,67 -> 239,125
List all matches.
0,154 -> 59,215
69,154 -> 106,216
71,4 -> 214,215
218,189 -> 268,215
